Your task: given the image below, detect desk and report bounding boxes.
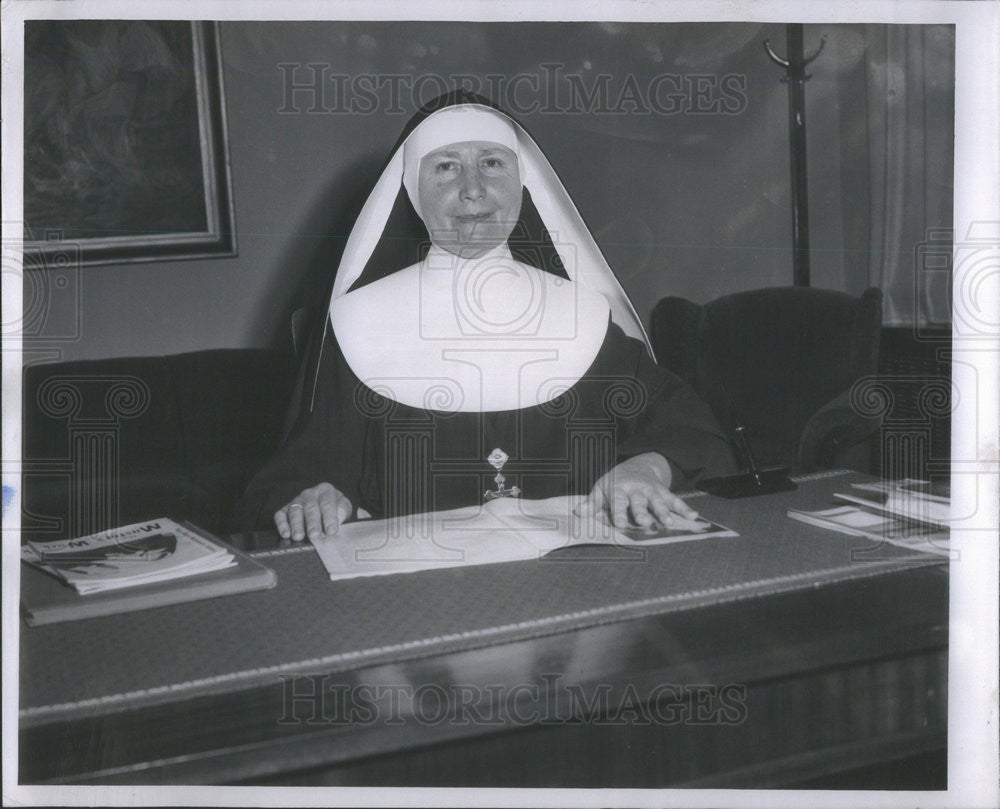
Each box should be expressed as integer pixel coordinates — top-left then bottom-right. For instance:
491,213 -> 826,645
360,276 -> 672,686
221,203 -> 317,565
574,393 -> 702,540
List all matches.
19,471 -> 948,787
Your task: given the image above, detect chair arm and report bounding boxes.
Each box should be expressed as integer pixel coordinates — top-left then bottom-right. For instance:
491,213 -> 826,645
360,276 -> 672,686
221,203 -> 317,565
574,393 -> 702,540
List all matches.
797,389 -> 882,472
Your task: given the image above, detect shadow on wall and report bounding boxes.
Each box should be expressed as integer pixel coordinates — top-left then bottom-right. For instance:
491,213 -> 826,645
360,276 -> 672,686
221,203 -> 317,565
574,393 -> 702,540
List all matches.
249,153 -> 385,354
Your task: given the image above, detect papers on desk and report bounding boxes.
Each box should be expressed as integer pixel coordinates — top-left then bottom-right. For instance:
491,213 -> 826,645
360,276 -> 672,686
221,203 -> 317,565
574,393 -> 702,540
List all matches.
21,518 -> 236,594
787,478 -> 951,558
851,476 -> 950,504
311,495 -> 738,580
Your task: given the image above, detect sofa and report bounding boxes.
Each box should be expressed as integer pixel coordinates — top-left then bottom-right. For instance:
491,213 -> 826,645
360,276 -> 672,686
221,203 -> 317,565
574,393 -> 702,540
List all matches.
20,349 -> 293,542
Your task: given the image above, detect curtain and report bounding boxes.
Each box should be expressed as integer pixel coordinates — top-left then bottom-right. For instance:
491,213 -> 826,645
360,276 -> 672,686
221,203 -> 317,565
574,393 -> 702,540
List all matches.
864,24 -> 954,326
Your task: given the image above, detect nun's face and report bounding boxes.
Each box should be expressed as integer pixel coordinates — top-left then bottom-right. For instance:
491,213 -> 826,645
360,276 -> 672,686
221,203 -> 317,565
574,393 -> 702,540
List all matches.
418,141 -> 522,258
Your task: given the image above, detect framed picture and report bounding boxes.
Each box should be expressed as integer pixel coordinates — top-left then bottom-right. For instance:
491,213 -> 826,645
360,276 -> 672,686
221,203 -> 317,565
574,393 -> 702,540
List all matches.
22,20 -> 236,267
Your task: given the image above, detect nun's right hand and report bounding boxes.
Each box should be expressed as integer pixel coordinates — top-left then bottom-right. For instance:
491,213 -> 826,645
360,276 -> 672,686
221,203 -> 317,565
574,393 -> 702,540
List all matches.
275,483 -> 352,542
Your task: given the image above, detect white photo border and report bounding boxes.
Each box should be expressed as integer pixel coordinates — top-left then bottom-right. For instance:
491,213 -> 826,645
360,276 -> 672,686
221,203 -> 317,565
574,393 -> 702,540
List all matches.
2,1 -> 997,807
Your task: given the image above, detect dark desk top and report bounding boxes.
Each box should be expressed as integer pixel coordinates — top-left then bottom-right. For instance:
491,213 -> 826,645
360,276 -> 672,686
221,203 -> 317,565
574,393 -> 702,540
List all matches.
19,470 -> 949,785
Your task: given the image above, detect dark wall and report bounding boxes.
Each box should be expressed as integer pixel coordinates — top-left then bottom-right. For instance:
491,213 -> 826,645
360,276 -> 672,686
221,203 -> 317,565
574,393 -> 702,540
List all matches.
27,21 -> 880,361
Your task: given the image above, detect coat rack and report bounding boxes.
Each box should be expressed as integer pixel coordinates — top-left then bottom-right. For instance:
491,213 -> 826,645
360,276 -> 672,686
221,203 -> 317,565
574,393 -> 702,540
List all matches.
764,24 -> 826,287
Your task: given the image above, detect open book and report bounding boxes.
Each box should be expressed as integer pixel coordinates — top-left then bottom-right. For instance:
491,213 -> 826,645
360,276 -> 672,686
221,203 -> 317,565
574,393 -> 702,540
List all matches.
311,495 -> 737,580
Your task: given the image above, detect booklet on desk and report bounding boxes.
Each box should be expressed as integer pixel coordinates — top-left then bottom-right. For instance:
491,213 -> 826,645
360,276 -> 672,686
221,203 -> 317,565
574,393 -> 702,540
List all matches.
786,477 -> 952,559
311,495 -> 738,580
834,490 -> 951,528
20,519 -> 276,625
787,504 -> 950,558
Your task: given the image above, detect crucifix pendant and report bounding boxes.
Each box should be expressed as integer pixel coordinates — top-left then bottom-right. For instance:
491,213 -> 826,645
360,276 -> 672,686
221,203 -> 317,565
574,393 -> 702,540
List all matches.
484,447 -> 521,501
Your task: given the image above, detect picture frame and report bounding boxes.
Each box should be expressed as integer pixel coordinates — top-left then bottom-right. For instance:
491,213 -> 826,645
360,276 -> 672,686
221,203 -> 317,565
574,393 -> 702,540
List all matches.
22,20 -> 236,267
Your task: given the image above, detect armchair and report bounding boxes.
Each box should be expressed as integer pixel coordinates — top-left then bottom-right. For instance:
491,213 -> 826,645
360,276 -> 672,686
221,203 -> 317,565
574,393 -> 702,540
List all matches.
651,286 -> 883,473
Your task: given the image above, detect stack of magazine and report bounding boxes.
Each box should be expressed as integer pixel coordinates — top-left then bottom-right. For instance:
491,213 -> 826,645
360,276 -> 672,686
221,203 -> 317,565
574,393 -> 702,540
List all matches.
787,478 -> 951,558
20,518 -> 277,625
21,518 -> 237,594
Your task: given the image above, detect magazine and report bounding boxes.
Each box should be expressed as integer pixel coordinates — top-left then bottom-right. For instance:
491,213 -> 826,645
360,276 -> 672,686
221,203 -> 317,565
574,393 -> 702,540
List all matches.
21,518 -> 236,594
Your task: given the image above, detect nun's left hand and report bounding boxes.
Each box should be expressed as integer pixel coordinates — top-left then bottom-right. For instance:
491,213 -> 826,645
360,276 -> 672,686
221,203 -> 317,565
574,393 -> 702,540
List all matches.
575,452 -> 700,529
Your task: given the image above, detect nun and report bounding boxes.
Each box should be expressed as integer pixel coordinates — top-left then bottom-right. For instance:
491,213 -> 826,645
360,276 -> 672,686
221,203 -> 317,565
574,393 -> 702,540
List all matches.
244,92 -> 736,542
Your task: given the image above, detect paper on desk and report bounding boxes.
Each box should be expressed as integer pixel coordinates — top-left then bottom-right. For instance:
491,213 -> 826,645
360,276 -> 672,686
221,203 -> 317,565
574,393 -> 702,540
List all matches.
787,504 -> 951,558
834,491 -> 952,528
310,495 -> 737,580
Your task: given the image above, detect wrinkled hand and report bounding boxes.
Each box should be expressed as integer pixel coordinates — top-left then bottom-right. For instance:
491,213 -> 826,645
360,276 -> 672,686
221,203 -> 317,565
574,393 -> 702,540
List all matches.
274,482 -> 352,541
576,452 -> 700,528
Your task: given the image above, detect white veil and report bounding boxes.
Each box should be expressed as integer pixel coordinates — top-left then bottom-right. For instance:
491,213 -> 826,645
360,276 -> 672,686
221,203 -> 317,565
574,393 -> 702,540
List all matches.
307,97 -> 655,413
